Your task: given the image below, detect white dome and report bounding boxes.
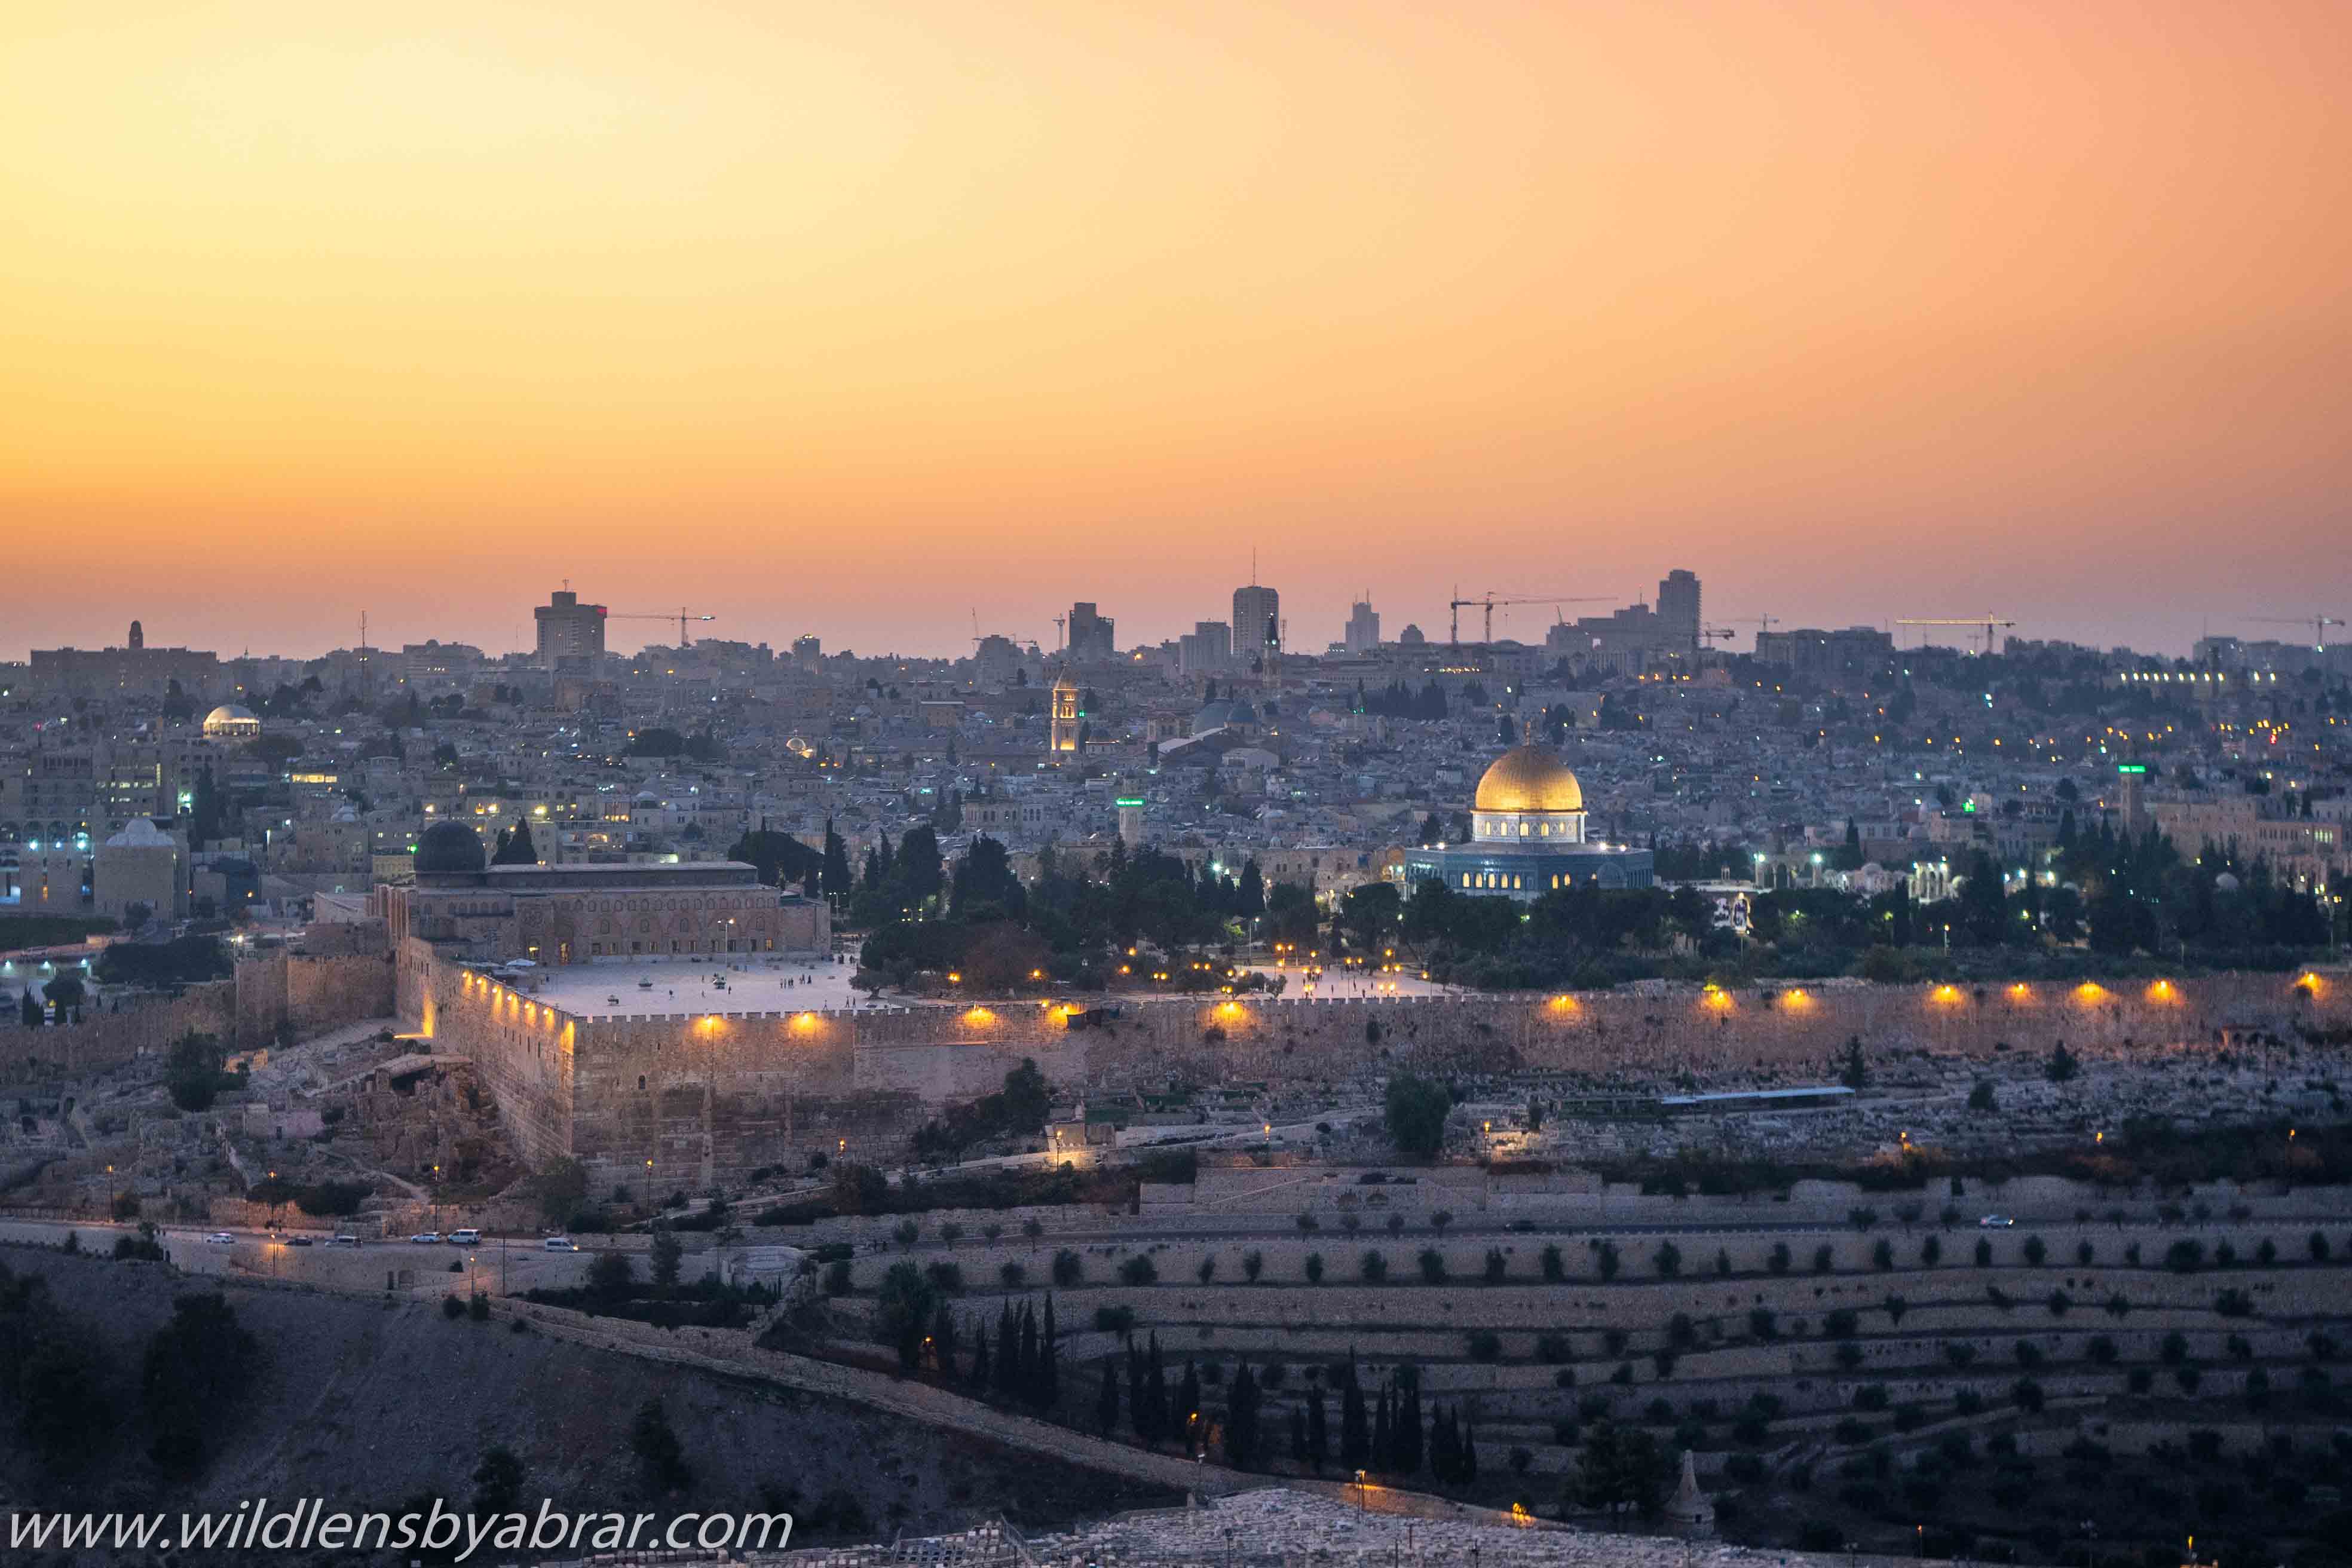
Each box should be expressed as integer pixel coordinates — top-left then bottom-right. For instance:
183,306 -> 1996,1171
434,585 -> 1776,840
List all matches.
106,818 -> 173,849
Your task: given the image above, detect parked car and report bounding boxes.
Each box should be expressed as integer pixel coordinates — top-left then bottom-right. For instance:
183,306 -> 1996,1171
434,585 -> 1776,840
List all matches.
205,1232 -> 235,1245
543,1236 -> 578,1252
448,1229 -> 480,1245
1978,1214 -> 2016,1228
286,1236 -> 314,1247
329,1235 -> 360,1248
410,1232 -> 443,1244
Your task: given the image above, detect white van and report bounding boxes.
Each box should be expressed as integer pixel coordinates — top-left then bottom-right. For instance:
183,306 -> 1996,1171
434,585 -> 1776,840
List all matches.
448,1229 -> 480,1245
543,1236 -> 578,1252
328,1235 -> 360,1248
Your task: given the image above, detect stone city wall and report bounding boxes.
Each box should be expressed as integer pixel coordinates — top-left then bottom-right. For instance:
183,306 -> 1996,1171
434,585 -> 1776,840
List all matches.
405,954 -> 2350,1181
7,951 -> 397,1083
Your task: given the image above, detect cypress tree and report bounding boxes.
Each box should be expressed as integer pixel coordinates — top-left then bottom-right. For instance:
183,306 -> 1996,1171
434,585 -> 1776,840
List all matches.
1306,1383 -> 1329,1472
1226,1361 -> 1261,1470
1040,1295 -> 1059,1410
1397,1368 -> 1423,1475
994,1303 -> 1019,1398
1340,1357 -> 1368,1470
1291,1405 -> 1308,1466
821,818 -> 852,899
1178,1361 -> 1202,1446
1018,1303 -> 1040,1402
1095,1353 -> 1120,1435
968,1322 -> 991,1391
1373,1386 -> 1391,1472
1145,1334 -> 1170,1446
1460,1421 -> 1477,1481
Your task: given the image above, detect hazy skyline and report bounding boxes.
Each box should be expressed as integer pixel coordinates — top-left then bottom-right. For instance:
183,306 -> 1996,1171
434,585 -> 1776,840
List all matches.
5,2 -> 2348,662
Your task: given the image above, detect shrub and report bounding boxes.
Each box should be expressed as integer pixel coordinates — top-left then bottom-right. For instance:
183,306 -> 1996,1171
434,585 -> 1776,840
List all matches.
1295,1214 -> 1320,1233
1654,1241 -> 1682,1278
1417,1248 -> 1446,1284
1053,1249 -> 1083,1287
1431,1209 -> 1453,1232
1853,1383 -> 1889,1411
2012,1377 -> 2045,1412
1873,1239 -> 1894,1271
1197,1257 -> 1217,1284
1000,1262 -> 1026,1288
923,1261 -> 963,1295
2047,1289 -> 2072,1316
1769,1241 -> 1791,1275
1119,1255 -> 1157,1286
1466,1330 -> 1502,1362
1976,1238 -> 1994,1267
1094,1304 -> 1136,1334
1835,1417 -> 1872,1444
892,1219 -> 920,1247
1541,1244 -> 1565,1282
1359,1250 -> 1388,1283
823,1260 -> 852,1297
2310,1230 -> 2332,1263
2214,1288 -> 2255,1318
2014,1340 -> 2044,1368
1749,1307 -> 1778,1340
442,1294 -> 466,1319
1304,1252 -> 1325,1283
1849,1207 -> 1879,1231
1243,1250 -> 1264,1282
1536,1332 -> 1573,1363
1596,1240 -> 1621,1280
1824,1308 -> 1860,1339
2087,1334 -> 2118,1364
2023,1235 -> 2047,1266
1954,1388 -> 1984,1416
1944,1341 -> 1977,1368
2167,1239 -> 2206,1274
1813,1244 -> 1835,1274
2256,1238 -> 2277,1266
2215,1240 -> 2238,1269
2127,1366 -> 2153,1393
1484,1248 -> 1507,1284
1386,1214 -> 1405,1235
2161,1331 -> 2189,1365
2077,1240 -> 2095,1267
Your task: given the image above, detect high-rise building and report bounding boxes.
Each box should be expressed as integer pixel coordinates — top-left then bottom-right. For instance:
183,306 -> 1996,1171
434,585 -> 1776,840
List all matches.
1656,569 -> 1701,647
1067,602 -> 1116,662
534,589 -> 607,671
1345,597 -> 1380,655
1233,584 -> 1279,666
1179,621 -> 1235,676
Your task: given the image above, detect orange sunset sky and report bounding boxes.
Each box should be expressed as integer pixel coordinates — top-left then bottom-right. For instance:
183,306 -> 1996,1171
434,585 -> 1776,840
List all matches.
3,2 -> 2347,661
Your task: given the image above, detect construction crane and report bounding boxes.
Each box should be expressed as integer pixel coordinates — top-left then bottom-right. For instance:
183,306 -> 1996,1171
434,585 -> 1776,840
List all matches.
969,610 -> 1037,653
2244,614 -> 2345,650
1896,614 -> 2016,657
1448,590 -> 1615,647
609,608 -> 717,647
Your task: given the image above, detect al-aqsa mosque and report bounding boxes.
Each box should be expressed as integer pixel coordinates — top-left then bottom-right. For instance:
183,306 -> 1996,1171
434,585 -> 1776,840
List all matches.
1399,744 -> 1653,899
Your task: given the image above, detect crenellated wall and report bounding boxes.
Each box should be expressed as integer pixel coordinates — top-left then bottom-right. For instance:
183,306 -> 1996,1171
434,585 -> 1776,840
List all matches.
405,951 -> 2351,1186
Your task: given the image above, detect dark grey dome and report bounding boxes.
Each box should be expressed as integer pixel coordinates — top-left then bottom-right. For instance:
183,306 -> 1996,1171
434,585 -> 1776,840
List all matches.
415,820 -> 486,875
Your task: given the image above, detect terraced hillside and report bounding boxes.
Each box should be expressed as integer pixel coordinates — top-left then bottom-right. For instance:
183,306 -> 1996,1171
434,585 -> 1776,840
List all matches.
811,1189 -> 2352,1564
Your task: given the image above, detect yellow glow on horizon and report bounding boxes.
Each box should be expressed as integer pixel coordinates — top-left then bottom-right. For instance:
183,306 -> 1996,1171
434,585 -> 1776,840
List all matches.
1,2 -> 2346,654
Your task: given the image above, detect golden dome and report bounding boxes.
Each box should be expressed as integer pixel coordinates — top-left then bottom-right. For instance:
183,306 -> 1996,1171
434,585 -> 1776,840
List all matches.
1473,745 -> 1584,814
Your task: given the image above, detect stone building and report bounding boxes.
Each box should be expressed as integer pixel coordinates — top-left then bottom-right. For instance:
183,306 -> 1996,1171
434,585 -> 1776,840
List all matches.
1399,744 -> 1654,897
373,820 -> 827,966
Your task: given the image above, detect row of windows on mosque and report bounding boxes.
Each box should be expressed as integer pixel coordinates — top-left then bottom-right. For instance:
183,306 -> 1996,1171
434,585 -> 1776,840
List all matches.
1453,870 -> 1606,891
586,937 -> 776,957
1477,819 -> 1582,838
